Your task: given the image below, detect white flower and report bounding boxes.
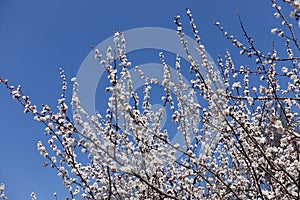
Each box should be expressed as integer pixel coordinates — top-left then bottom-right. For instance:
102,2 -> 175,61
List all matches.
278,31 -> 284,37
282,66 -> 288,73
259,85 -> 266,94
274,120 -> 284,133
274,12 -> 280,18
271,28 -> 278,34
232,82 -> 241,88
33,116 -> 41,122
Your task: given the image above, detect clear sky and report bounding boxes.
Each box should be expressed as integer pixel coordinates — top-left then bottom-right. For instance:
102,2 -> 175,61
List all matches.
0,0 -> 279,199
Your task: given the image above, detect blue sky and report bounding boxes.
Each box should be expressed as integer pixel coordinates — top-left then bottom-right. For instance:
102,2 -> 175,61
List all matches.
0,0 -> 278,199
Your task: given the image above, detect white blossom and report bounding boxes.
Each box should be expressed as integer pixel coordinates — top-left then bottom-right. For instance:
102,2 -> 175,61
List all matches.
1,1 -> 300,199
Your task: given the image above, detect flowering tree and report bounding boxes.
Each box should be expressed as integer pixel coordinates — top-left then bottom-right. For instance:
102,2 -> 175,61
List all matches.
1,0 -> 300,199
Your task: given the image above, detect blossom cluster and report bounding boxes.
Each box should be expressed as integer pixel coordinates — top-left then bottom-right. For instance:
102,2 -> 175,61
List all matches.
0,184 -> 7,200
0,0 -> 299,199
